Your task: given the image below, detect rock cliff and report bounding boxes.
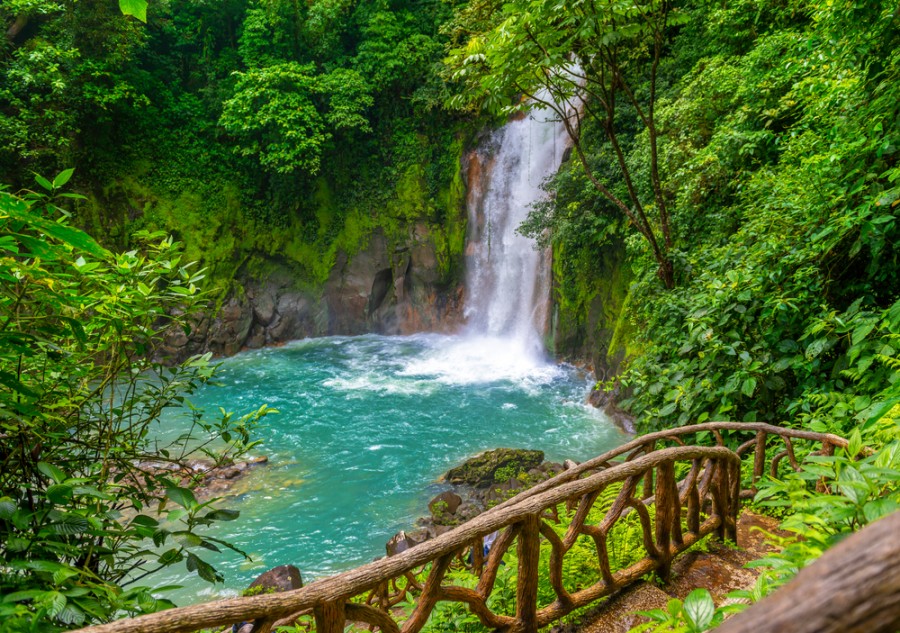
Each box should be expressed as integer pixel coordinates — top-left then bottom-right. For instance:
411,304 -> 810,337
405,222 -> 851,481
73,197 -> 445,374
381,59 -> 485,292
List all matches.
161,224 -> 465,361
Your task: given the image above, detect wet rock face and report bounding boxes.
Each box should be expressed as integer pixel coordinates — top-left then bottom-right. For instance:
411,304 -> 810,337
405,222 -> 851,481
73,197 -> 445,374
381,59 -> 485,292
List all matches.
159,226 -> 465,363
429,491 -> 463,517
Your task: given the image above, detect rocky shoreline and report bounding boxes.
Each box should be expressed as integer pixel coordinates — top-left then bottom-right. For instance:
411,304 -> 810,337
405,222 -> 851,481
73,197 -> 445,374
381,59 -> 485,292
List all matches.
386,447 -> 581,556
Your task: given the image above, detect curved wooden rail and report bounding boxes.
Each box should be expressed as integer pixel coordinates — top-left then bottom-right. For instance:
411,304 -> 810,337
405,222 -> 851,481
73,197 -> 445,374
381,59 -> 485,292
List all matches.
69,422 -> 847,633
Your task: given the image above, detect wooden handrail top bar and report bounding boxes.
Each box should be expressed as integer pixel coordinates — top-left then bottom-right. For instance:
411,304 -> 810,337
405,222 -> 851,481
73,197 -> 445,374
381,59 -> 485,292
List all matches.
491,422 -> 848,511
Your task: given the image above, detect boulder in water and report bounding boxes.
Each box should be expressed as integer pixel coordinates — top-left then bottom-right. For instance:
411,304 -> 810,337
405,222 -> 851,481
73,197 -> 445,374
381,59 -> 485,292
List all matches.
386,528 -> 431,556
444,448 -> 544,488
245,564 -> 303,595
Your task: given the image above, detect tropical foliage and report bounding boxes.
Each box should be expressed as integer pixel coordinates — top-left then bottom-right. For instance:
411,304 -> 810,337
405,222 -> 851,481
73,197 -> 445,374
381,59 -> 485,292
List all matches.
0,182 -> 271,631
2,0 -> 899,629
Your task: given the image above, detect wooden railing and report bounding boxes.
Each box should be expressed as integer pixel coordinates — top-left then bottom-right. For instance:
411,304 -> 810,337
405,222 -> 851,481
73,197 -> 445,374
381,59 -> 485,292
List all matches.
71,422 -> 848,633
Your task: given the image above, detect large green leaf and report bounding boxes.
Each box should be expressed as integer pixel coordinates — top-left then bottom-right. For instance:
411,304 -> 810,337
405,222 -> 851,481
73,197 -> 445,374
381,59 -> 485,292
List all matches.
52,169 -> 75,189
37,462 -> 66,484
46,484 -> 75,505
118,0 -> 148,22
50,514 -> 90,535
165,486 -> 198,510
682,589 -> 715,631
5,206 -> 109,259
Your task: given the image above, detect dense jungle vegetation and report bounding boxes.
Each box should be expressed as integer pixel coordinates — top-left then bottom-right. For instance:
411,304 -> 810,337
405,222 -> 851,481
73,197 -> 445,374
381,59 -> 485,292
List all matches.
1,0 -> 899,630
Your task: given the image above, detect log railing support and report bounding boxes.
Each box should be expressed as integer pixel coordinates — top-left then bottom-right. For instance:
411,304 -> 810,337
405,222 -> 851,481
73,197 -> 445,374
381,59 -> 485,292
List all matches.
515,515 -> 542,633
313,601 -> 345,633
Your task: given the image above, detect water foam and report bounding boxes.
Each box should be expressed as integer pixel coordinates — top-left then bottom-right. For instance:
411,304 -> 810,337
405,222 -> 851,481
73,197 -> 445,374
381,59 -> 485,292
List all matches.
398,335 -> 562,387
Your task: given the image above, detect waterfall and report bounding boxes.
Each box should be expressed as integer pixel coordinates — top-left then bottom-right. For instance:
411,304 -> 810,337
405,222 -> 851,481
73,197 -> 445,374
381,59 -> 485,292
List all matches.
464,107 -> 570,358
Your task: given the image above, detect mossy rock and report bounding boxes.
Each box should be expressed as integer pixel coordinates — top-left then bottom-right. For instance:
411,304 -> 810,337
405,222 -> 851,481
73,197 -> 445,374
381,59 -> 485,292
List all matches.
444,448 -> 544,488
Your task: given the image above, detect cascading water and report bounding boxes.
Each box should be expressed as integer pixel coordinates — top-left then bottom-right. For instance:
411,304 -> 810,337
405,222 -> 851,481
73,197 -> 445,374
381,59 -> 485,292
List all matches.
400,107 -> 571,384
465,110 -> 568,345
463,106 -> 570,359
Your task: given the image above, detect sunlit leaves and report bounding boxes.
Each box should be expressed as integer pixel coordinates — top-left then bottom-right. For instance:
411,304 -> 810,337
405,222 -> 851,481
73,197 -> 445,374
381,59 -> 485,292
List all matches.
0,187 -> 270,628
118,0 -> 148,22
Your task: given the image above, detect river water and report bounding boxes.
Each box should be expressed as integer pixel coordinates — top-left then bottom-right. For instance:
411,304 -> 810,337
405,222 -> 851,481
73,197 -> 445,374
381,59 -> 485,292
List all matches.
154,334 -> 625,603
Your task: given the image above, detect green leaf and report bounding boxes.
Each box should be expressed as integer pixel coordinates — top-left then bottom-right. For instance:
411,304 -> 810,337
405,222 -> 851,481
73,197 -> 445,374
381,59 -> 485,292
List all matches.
659,402 -> 678,417
682,589 -> 715,631
131,514 -> 159,528
118,0 -> 148,22
185,552 -> 222,583
52,568 -> 78,585
50,514 -> 89,535
863,497 -> 899,523
34,173 -> 54,191
7,536 -> 29,551
836,466 -> 867,505
174,531 -> 202,548
52,169 -> 75,189
56,604 -> 85,626
863,394 -> 900,430
847,429 -> 862,458
0,371 -> 40,399
157,549 -> 184,566
741,378 -> 757,397
44,591 -> 66,618
204,509 -> 240,522
46,484 -> 74,505
38,462 -> 67,484
0,496 -> 17,520
60,317 -> 87,345
3,590 -> 46,603
165,486 -> 198,510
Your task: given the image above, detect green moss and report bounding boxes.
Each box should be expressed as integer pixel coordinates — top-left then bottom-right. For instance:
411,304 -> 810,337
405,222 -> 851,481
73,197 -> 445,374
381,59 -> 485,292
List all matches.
78,123 -> 469,305
607,286 -> 640,364
429,138 -> 468,281
551,239 -> 635,371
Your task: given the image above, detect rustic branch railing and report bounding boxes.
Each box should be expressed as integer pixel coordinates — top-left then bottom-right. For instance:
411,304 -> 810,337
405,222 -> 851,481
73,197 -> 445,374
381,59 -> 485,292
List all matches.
71,422 -> 848,633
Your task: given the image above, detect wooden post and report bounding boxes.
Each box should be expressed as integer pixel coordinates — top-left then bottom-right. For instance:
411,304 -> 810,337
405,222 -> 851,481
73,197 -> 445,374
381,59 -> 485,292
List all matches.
753,431 -> 766,489
249,619 -> 274,633
642,443 -> 655,499
472,536 -> 484,575
654,461 -> 678,580
817,442 -> 834,493
515,515 -> 541,633
313,601 -> 345,633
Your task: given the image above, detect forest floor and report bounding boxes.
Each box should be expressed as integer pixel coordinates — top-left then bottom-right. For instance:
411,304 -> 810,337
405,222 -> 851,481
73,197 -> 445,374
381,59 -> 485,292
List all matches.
572,511 -> 784,633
